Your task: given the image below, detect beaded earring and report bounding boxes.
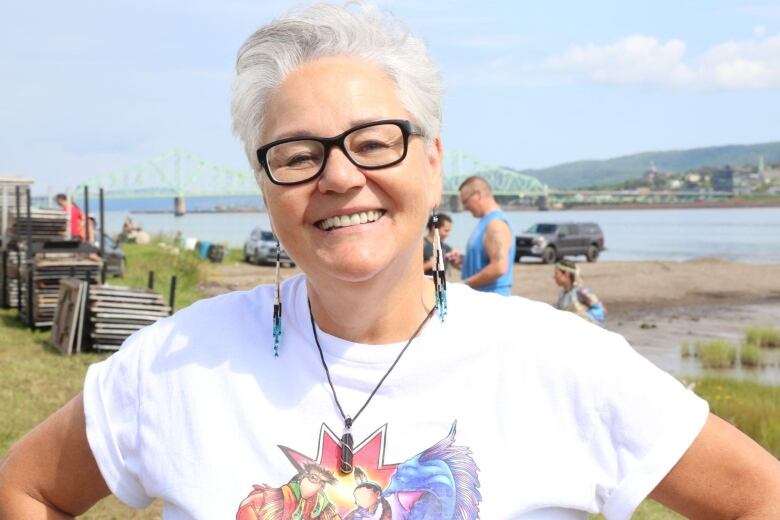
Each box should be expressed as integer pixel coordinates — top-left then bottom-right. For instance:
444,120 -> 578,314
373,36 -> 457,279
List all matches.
432,213 -> 448,322
272,239 -> 282,356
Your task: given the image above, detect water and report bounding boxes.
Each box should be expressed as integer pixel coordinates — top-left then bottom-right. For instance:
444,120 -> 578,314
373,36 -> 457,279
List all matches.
611,302 -> 780,385
98,201 -> 780,263
451,207 -> 780,263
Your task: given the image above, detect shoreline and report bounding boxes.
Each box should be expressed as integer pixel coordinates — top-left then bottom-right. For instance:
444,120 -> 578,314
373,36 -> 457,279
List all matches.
558,198 -> 780,211
127,198 -> 780,215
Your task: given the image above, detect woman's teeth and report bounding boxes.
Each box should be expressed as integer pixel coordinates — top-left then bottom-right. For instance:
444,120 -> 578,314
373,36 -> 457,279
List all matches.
318,210 -> 384,231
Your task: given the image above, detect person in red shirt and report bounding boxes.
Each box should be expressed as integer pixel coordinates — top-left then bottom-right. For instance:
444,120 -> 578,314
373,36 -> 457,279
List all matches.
55,193 -> 85,240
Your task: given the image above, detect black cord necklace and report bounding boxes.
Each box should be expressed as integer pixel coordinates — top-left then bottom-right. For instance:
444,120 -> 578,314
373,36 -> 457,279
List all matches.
308,299 -> 436,474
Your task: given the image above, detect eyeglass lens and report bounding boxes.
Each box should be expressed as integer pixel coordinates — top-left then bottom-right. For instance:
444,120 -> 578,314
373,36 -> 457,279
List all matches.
266,123 -> 406,183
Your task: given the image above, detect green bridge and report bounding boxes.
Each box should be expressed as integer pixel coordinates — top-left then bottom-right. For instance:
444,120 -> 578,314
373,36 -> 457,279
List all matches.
76,149 -> 733,211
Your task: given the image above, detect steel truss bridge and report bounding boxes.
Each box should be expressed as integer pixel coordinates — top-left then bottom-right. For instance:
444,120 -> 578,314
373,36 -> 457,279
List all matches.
78,149 -> 261,199
76,149 -> 550,199
76,149 -> 734,208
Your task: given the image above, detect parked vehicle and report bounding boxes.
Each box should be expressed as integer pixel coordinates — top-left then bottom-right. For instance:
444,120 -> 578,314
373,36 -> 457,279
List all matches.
243,228 -> 294,266
515,222 -> 605,264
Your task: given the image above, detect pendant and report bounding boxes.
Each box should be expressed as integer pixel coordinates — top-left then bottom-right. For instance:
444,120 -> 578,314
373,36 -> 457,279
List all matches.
339,417 -> 354,474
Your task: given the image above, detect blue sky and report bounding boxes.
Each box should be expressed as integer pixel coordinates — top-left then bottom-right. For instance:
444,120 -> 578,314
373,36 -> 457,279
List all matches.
2,0 -> 780,194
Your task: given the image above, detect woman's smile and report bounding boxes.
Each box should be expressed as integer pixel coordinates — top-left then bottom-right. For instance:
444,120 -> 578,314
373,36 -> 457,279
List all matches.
315,209 -> 386,231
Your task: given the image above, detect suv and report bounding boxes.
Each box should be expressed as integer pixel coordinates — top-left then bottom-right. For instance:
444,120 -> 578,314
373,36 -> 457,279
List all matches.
515,222 -> 604,264
243,228 -> 295,266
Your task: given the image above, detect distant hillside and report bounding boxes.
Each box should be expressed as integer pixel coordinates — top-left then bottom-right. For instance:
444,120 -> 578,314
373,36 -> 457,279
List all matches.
516,141 -> 780,189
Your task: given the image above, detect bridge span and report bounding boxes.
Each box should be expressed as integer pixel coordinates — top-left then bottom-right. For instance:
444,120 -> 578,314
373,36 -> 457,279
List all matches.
75,149 -> 733,213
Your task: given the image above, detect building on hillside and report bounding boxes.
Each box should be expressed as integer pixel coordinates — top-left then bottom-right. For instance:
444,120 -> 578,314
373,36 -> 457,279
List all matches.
668,179 -> 683,190
711,165 -> 765,195
711,167 -> 735,192
684,172 -> 706,190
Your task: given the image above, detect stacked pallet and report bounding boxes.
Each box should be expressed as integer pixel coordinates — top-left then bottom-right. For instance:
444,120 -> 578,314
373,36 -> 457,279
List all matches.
20,253 -> 102,327
87,285 -> 170,351
0,249 -> 23,308
0,177 -> 32,246
51,278 -> 89,355
9,208 -> 69,241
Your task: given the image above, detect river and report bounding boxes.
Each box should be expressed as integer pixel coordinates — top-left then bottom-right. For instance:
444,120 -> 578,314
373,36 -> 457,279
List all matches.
100,204 -> 780,263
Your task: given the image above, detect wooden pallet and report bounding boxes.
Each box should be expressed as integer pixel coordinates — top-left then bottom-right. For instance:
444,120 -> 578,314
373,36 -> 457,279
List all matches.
86,284 -> 169,351
50,278 -> 87,355
20,253 -> 102,328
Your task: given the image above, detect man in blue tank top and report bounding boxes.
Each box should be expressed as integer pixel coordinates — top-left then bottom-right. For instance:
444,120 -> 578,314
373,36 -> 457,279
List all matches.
450,176 -> 516,295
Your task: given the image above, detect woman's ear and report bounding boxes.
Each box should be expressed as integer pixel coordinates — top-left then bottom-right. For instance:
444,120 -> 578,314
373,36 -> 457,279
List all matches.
258,178 -> 276,236
427,136 -> 444,207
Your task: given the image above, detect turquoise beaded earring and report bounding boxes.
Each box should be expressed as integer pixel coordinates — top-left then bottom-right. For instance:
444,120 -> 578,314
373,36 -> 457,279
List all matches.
272,240 -> 282,356
432,213 -> 447,322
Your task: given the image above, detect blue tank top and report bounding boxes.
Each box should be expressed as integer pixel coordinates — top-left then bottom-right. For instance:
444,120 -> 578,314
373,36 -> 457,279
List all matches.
462,210 -> 515,295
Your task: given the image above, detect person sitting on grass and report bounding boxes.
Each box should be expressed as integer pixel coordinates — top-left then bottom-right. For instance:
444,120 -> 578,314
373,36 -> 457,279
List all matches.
554,259 -> 606,326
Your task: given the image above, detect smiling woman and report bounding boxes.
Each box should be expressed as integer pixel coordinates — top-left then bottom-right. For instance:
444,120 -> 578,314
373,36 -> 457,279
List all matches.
1,3 -> 780,520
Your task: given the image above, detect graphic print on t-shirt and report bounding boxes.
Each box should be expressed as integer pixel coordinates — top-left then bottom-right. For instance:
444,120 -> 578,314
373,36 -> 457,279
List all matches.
236,421 -> 480,519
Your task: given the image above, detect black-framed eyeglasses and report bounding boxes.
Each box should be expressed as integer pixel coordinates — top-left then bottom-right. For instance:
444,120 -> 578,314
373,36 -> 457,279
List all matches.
256,119 -> 425,186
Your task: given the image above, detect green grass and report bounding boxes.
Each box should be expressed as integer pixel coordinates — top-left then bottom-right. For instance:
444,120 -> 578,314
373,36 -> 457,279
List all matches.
679,342 -> 693,358
113,242 -> 208,311
739,343 -> 764,367
695,340 -> 737,368
0,310 -> 110,454
590,500 -> 684,520
745,326 -> 780,349
224,246 -> 246,264
693,378 -> 780,457
1,242 -> 213,518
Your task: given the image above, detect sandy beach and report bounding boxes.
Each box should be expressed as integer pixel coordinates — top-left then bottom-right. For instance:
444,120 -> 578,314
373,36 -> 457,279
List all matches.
512,259 -> 780,309
203,258 -> 780,310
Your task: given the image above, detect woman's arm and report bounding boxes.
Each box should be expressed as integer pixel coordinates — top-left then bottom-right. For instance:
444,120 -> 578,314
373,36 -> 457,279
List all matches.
422,256 -> 435,273
651,413 -> 780,518
0,393 -> 111,518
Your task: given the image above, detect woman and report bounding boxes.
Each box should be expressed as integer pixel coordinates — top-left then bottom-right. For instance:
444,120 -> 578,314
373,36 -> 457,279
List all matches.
2,4 -> 779,519
553,259 -> 606,326
422,212 -> 455,276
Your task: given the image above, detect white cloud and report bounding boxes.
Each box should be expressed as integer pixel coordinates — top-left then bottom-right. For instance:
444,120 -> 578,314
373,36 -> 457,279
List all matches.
546,34 -> 693,87
545,32 -> 780,90
700,34 -> 780,88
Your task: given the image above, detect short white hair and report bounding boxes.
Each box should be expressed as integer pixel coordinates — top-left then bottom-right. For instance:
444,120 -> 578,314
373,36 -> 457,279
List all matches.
231,2 -> 443,172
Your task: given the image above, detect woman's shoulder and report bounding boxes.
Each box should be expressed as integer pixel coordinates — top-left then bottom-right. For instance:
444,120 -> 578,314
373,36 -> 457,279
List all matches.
447,281 -> 620,348
168,285 -> 269,330
448,282 -> 557,320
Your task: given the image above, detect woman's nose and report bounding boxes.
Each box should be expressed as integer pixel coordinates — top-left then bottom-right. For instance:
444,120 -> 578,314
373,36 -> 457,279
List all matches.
316,147 -> 367,194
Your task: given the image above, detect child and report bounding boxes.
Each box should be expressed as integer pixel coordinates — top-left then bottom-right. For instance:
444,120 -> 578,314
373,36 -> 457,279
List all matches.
553,259 -> 606,326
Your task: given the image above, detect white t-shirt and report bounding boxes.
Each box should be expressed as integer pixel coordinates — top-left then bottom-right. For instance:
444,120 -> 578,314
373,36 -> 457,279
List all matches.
84,274 -> 708,520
